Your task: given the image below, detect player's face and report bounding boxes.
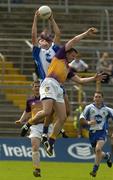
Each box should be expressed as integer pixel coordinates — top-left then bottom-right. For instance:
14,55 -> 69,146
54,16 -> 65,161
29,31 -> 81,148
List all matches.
93,93 -> 103,105
66,51 -> 77,63
38,39 -> 52,49
32,83 -> 40,96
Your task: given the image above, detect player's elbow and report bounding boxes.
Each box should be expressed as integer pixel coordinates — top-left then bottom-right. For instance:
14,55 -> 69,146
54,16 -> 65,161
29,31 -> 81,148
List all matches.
56,30 -> 61,36
80,119 -> 87,126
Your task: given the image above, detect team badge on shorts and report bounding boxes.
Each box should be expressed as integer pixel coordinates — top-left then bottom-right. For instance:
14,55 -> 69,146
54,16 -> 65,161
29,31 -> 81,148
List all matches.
45,86 -> 50,92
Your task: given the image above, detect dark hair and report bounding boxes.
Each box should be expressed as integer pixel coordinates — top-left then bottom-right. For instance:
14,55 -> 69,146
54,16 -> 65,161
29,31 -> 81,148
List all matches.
31,81 -> 40,87
66,48 -> 78,54
94,91 -> 104,97
38,32 -> 53,42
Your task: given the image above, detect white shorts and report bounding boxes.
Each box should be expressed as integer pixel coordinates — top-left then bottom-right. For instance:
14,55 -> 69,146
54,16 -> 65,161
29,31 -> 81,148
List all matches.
40,78 -> 64,103
29,123 -> 53,139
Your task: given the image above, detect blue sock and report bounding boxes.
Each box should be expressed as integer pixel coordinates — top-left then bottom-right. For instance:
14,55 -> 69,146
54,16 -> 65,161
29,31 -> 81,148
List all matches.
43,126 -> 48,134
49,138 -> 55,147
93,164 -> 99,172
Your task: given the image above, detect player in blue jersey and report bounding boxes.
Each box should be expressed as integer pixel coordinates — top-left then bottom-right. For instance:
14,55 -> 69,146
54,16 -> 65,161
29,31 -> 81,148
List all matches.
80,91 -> 113,177
32,9 -> 61,81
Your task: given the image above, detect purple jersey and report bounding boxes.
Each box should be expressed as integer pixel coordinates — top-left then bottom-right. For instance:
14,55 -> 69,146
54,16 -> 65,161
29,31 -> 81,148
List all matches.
26,96 -> 42,118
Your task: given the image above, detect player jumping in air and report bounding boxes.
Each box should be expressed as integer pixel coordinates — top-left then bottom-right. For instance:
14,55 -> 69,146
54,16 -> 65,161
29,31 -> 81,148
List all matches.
21,26 -> 106,156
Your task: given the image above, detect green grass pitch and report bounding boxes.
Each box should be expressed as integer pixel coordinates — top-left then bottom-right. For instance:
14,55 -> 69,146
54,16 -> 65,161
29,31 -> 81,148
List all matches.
0,161 -> 113,180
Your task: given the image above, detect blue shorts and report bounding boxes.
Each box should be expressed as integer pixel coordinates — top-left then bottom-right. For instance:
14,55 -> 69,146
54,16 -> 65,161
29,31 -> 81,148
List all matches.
89,130 -> 107,148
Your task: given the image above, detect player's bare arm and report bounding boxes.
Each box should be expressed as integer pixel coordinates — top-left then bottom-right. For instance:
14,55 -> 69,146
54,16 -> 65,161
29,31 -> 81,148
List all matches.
80,118 -> 96,126
32,10 -> 40,45
65,27 -> 98,51
49,13 -> 61,45
71,72 -> 106,84
15,111 -> 31,125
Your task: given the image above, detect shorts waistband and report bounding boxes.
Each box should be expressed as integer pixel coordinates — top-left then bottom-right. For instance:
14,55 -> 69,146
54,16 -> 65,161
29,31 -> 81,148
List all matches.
45,77 -> 60,86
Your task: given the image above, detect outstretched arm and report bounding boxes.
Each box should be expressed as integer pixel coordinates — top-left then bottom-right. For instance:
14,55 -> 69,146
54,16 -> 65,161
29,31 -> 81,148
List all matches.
49,13 -> 61,45
32,10 -> 40,45
65,27 -> 98,51
15,111 -> 31,125
80,118 -> 96,126
71,73 -> 106,84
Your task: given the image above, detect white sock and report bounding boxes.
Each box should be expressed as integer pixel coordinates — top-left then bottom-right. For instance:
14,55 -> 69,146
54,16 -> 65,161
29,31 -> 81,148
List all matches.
32,151 -> 40,168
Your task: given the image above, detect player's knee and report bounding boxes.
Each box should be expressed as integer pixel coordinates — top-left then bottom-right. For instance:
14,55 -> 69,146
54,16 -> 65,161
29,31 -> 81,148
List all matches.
59,116 -> 66,125
95,147 -> 101,154
44,110 -> 52,117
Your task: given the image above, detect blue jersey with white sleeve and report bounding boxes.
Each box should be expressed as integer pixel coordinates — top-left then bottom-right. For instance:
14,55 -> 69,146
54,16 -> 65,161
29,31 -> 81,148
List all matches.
80,103 -> 113,132
80,103 -> 113,147
32,43 -> 60,81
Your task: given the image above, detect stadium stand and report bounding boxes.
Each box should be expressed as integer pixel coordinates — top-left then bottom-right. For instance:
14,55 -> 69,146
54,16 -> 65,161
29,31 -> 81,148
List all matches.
0,0 -> 113,137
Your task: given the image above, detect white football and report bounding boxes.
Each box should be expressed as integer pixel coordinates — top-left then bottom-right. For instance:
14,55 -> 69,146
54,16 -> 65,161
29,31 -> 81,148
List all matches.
38,5 -> 52,20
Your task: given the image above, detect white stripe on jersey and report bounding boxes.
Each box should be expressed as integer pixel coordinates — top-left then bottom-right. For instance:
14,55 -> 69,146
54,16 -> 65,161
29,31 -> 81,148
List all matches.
40,43 -> 56,76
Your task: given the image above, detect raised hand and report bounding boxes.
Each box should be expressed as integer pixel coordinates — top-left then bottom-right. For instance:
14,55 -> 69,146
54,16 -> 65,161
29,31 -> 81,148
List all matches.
87,27 -> 98,36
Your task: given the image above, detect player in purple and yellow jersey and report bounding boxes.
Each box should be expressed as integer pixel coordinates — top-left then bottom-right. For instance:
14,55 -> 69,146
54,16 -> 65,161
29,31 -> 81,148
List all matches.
15,81 -> 48,177
31,9 -> 70,137
21,27 -> 105,156
16,81 -> 68,176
